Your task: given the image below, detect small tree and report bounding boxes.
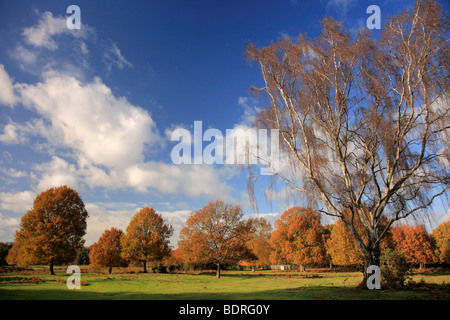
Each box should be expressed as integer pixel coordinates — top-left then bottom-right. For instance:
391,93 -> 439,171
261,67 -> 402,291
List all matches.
326,209 -> 394,267
0,242 -> 13,266
270,207 -> 328,268
392,224 -> 437,268
77,247 -> 90,265
5,242 -> 19,266
241,217 -> 273,270
432,220 -> 450,263
13,186 -> 88,274
90,228 -> 126,274
178,200 -> 255,278
121,206 -> 173,273
380,249 -> 412,287
326,219 -> 364,267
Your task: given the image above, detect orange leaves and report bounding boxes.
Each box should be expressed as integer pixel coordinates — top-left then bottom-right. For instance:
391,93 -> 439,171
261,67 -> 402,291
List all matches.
120,206 -> 173,272
432,221 -> 450,263
177,201 -> 255,277
12,186 -> 88,274
269,207 -> 328,266
90,227 -> 126,273
243,217 -> 272,267
392,224 -> 437,266
326,219 -> 364,266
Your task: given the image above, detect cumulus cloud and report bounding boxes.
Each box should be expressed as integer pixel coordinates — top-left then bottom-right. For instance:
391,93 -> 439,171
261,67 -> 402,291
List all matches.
0,65 -> 16,106
4,71 -> 233,199
0,167 -> 28,179
125,162 -> 233,198
0,213 -> 20,238
22,11 -> 66,49
22,11 -> 92,50
32,156 -> 80,192
18,72 -> 159,169
85,202 -> 138,245
0,191 -> 35,213
0,123 -> 26,144
0,8 -> 236,242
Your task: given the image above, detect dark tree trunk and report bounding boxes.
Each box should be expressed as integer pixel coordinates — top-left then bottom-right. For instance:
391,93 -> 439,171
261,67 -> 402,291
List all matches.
143,261 -> 147,273
50,259 -> 55,275
108,266 -> 112,274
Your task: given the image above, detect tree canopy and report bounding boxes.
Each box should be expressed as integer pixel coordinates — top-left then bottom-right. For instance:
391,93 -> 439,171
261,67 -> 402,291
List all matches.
178,200 -> 255,278
90,227 -> 126,274
121,206 -> 173,273
11,186 -> 88,274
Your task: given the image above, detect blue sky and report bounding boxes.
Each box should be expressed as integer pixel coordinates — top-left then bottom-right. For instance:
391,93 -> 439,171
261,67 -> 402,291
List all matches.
0,0 -> 448,246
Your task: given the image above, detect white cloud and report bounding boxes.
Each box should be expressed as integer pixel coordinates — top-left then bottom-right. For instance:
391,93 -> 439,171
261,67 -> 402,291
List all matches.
0,65 -> 16,106
22,11 -> 92,51
0,191 -> 35,213
160,209 -> 191,246
0,8 -> 238,226
0,118 -> 50,146
125,162 -> 233,199
85,202 -> 138,245
80,41 -> 89,55
33,156 -> 80,192
0,167 -> 28,179
22,11 -> 67,50
0,123 -> 25,144
18,72 -> 159,169
0,213 -> 20,239
5,70 -> 234,199
237,97 -> 261,126
0,213 -> 20,228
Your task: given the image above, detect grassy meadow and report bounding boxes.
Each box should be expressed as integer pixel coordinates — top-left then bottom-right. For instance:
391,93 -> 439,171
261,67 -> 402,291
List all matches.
0,266 -> 449,300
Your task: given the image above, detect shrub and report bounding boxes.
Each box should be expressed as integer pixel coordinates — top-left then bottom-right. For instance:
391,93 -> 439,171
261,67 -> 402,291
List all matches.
380,249 -> 412,288
167,265 -> 177,273
152,265 -> 167,273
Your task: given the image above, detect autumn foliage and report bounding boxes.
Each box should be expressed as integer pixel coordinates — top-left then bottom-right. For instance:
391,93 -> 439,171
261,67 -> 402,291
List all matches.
121,206 -> 173,273
269,207 -> 328,267
392,224 -> 437,267
89,227 -> 126,274
325,208 -> 394,267
4,187 -> 448,277
178,200 -> 255,278
240,217 -> 272,269
432,221 -> 450,263
326,219 -> 364,267
9,186 -> 88,274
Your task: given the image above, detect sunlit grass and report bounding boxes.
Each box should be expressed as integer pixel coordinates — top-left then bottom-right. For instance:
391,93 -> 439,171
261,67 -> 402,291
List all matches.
0,267 -> 449,300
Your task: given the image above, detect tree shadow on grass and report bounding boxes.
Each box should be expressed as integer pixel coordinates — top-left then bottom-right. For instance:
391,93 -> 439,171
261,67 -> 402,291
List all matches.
1,282 -> 448,300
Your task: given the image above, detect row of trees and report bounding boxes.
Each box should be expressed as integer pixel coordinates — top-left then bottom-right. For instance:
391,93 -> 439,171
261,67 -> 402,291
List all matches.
261,206 -> 450,269
5,186 -> 449,280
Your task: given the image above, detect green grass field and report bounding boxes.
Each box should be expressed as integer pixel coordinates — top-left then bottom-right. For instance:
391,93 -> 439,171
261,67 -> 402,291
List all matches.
0,267 -> 449,300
